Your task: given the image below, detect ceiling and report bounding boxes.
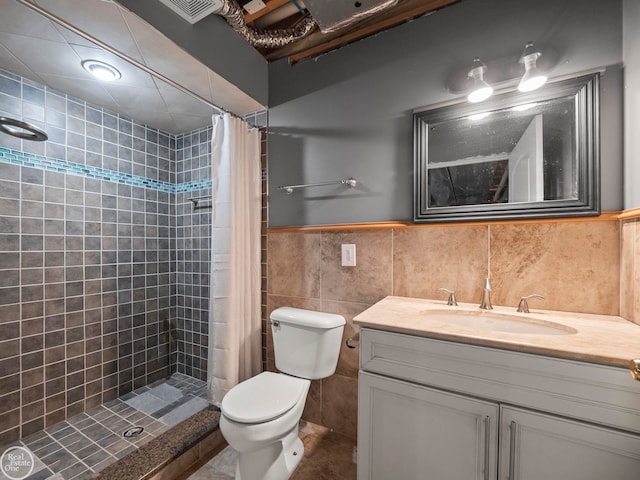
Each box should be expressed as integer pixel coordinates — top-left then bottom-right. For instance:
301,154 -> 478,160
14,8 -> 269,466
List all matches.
0,0 -> 461,135
0,0 -> 264,134
242,0 -> 461,63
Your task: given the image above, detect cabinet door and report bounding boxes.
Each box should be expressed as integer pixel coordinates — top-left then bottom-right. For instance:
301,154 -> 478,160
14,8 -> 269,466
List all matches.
499,406 -> 640,480
358,372 -> 498,480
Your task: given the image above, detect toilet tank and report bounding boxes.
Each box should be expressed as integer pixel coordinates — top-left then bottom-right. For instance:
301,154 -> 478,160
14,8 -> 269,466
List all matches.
270,307 -> 345,380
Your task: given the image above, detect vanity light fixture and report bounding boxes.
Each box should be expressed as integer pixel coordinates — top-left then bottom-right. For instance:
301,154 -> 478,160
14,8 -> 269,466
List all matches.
81,59 -> 121,82
518,42 -> 547,92
467,57 -> 493,103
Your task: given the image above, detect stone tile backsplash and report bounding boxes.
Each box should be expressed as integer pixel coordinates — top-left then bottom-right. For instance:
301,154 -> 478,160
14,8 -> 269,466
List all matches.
267,218 -> 623,439
620,218 -> 640,326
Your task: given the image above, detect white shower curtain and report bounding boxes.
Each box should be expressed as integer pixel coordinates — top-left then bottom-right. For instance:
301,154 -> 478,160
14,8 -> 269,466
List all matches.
207,113 -> 262,406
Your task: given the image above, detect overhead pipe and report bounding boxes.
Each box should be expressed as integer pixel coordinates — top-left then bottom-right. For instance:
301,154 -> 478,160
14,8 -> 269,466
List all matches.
216,0 -> 317,49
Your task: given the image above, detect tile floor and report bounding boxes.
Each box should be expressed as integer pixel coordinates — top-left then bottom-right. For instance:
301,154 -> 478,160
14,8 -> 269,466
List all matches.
9,375 -> 357,480
185,421 -> 357,480
11,373 -> 211,480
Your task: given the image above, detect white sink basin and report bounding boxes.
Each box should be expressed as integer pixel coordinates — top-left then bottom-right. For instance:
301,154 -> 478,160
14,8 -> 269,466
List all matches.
422,310 -> 577,335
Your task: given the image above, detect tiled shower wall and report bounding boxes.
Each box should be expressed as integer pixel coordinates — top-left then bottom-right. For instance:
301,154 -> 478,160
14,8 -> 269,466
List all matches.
174,126 -> 212,381
0,65 -> 268,447
267,218 -> 622,439
0,69 -> 177,447
173,112 -> 268,381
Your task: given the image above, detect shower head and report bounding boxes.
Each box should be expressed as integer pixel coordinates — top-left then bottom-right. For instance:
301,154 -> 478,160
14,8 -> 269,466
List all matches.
0,116 -> 48,141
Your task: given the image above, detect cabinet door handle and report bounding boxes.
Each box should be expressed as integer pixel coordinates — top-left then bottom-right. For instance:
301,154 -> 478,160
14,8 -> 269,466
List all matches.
508,421 -> 518,480
483,416 -> 491,480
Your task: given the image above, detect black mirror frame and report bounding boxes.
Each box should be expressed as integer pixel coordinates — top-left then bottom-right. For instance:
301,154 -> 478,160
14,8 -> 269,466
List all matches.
413,73 -> 600,223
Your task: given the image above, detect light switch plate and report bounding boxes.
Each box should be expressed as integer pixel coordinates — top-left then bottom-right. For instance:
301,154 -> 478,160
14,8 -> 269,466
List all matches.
341,244 -> 356,267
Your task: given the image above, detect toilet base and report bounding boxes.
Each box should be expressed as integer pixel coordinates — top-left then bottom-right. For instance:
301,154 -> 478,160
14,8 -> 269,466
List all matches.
236,427 -> 304,480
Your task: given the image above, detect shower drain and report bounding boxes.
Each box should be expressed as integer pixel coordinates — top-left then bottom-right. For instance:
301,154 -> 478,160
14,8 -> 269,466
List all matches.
123,426 -> 144,438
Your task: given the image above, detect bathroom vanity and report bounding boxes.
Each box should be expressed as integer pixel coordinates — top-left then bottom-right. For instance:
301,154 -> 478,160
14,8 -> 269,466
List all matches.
354,297 -> 640,480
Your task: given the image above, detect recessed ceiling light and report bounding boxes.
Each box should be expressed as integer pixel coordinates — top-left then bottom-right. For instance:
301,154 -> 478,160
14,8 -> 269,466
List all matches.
81,59 -> 121,82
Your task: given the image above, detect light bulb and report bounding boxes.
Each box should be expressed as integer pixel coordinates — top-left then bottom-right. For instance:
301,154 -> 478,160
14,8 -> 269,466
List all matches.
467,83 -> 494,103
467,57 -> 493,103
518,43 -> 547,92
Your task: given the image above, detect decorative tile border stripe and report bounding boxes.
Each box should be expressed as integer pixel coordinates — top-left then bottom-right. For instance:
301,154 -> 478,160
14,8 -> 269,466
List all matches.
0,147 -> 211,194
174,179 -> 212,193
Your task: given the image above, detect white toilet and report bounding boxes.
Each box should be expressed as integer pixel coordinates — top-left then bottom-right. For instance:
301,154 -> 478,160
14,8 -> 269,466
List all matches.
219,307 -> 346,480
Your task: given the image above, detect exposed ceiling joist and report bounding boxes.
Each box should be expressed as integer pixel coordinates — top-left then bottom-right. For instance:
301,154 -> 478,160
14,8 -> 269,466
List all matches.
262,0 -> 461,63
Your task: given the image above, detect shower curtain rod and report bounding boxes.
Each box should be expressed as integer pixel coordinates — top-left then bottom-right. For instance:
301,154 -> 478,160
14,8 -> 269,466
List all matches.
16,0 -> 239,119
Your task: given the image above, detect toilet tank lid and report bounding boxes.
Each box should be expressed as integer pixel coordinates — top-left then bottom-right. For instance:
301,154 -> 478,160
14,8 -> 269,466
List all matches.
270,307 -> 345,329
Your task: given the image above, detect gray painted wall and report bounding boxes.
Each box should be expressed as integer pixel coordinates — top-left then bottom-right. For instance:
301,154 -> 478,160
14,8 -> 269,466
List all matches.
115,0 -> 268,106
624,0 -> 640,209
268,0 -> 623,227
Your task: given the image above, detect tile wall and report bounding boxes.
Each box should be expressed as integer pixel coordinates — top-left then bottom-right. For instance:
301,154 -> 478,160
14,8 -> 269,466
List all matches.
266,218 -> 622,439
0,66 -> 268,447
174,126 -> 213,381
0,68 -> 178,447
620,218 -> 640,326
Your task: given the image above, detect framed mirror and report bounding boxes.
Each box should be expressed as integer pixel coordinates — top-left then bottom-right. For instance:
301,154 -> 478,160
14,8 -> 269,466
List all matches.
413,74 -> 599,223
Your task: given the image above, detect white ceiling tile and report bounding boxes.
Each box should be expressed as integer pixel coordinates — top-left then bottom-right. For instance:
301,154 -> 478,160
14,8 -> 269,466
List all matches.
34,0 -> 144,61
0,40 -> 45,85
102,83 -> 170,113
0,0 -> 68,42
38,73 -> 119,111
156,80 -> 218,117
208,70 -> 265,115
0,32 -> 85,78
51,22 -> 106,50
120,10 -> 213,100
131,109 -> 180,133
169,113 -> 213,133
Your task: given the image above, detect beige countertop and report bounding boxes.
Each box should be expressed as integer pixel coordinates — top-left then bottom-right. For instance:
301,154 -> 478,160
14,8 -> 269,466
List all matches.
353,296 -> 640,368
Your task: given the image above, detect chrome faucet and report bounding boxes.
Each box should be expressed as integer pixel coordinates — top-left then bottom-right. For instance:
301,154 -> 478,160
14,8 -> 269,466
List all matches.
436,288 -> 458,306
479,278 -> 493,310
517,294 -> 544,313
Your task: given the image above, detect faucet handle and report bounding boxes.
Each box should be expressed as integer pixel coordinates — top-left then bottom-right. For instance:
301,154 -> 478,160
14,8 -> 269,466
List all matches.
517,294 -> 544,313
436,288 -> 458,306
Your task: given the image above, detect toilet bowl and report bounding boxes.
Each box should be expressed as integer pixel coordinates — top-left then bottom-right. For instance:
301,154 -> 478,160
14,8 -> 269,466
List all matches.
219,307 -> 345,480
220,372 -> 310,480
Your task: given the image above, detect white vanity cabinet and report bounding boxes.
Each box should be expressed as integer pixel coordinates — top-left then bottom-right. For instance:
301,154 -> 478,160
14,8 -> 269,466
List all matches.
357,328 -> 640,480
499,406 -> 640,479
359,372 -> 498,479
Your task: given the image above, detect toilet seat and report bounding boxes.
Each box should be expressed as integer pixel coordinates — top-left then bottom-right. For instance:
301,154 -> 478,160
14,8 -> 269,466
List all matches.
221,372 -> 308,424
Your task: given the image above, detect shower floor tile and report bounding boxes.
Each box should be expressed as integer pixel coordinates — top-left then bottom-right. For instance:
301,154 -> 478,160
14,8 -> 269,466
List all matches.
13,373 -> 211,480
125,391 -> 171,415
149,383 -> 184,402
